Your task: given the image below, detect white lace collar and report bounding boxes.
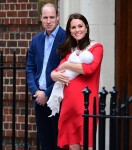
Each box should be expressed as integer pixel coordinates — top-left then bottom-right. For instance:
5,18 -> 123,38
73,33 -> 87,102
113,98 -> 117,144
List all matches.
71,40 -> 97,52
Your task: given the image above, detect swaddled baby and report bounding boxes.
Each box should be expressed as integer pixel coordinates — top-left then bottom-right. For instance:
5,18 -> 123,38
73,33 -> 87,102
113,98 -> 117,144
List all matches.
47,49 -> 94,117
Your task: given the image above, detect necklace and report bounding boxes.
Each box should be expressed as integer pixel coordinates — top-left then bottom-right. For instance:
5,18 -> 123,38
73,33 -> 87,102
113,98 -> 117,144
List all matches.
71,40 -> 97,53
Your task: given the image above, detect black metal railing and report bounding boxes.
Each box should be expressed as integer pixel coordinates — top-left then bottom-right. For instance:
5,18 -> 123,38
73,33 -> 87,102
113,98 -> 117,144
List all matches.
0,51 -> 4,150
1,51 -> 132,150
83,86 -> 132,150
0,51 -> 40,150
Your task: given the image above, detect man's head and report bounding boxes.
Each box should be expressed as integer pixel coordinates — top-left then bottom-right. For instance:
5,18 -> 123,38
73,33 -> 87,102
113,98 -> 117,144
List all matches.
40,3 -> 59,35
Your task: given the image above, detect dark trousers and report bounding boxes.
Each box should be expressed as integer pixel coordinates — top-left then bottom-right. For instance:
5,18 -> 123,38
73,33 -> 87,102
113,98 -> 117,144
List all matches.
35,104 -> 62,150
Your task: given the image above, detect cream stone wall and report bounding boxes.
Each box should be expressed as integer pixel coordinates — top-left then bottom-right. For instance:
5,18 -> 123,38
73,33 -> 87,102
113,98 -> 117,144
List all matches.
59,0 -> 115,91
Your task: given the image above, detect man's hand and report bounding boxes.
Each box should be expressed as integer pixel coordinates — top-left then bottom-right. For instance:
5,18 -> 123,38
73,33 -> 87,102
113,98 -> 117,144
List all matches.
33,90 -> 48,106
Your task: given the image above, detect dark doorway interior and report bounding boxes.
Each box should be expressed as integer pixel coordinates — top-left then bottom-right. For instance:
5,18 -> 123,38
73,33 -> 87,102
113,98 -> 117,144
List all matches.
115,0 -> 132,149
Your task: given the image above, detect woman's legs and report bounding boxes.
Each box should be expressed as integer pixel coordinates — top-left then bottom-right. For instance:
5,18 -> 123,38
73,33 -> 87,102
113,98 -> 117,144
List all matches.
88,147 -> 93,150
69,144 -> 93,150
69,144 -> 81,150
81,146 -> 93,150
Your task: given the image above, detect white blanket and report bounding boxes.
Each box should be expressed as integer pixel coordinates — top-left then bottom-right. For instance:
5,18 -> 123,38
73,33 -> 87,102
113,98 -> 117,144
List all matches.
47,50 -> 94,116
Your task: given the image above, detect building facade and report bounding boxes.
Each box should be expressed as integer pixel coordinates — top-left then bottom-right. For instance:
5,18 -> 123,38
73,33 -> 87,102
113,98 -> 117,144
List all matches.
0,0 -> 132,149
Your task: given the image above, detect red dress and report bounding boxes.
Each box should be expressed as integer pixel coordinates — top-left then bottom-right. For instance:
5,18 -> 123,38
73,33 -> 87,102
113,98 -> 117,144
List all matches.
56,42 -> 103,149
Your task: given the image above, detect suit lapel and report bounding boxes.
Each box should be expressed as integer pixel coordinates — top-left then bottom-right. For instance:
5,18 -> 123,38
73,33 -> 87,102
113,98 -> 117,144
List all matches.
47,27 -> 61,66
38,34 -> 45,70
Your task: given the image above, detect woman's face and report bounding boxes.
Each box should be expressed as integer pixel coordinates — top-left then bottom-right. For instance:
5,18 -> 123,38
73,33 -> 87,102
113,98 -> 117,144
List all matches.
70,19 -> 87,42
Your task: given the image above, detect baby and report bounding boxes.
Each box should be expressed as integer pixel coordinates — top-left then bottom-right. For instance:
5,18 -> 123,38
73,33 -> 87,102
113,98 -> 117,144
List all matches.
47,49 -> 94,116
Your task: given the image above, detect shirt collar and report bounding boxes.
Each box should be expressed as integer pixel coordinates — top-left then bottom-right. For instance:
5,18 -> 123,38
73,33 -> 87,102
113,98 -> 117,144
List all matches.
44,25 -> 60,37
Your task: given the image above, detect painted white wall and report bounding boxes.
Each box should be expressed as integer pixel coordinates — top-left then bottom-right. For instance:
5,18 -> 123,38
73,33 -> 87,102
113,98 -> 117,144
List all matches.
60,0 -> 115,91
59,0 -> 80,27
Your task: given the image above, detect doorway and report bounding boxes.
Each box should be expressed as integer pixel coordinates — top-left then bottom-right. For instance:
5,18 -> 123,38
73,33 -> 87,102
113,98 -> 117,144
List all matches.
115,0 -> 132,149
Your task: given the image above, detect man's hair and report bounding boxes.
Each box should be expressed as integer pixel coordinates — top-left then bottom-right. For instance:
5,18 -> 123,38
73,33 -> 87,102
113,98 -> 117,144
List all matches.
41,3 -> 58,15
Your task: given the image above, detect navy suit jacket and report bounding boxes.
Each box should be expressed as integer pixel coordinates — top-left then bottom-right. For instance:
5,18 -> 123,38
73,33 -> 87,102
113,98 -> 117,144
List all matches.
26,26 -> 66,101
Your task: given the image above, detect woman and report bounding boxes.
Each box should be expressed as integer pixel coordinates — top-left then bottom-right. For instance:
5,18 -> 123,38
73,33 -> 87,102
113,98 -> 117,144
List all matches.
51,13 -> 103,150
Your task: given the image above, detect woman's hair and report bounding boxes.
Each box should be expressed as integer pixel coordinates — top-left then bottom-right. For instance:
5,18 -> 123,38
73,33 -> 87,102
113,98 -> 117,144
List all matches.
58,13 -> 90,59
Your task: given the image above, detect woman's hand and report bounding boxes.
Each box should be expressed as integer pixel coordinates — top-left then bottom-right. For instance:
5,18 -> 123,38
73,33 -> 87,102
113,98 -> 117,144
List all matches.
58,61 -> 69,71
51,70 -> 69,85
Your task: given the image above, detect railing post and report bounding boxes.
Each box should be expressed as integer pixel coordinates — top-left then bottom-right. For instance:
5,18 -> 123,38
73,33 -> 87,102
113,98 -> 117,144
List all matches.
116,99 -> 121,150
12,51 -> 16,150
98,87 -> 108,150
25,78 -> 29,150
82,86 -> 91,150
123,97 -> 130,150
109,87 -> 118,150
93,97 -> 97,150
0,51 -> 3,150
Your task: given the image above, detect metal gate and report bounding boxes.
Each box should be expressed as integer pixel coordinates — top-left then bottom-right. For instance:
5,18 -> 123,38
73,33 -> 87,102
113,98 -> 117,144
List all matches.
83,86 -> 132,150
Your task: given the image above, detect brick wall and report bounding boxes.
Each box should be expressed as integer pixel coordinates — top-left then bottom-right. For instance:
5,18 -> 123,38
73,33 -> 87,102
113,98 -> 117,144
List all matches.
0,0 -> 43,149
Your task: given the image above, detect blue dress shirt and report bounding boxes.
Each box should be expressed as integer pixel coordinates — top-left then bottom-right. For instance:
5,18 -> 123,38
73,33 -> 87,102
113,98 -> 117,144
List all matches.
39,25 -> 59,90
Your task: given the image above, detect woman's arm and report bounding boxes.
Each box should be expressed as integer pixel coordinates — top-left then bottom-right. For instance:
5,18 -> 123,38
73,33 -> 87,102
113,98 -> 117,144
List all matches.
58,61 -> 84,74
51,70 -> 70,84
82,44 -> 103,75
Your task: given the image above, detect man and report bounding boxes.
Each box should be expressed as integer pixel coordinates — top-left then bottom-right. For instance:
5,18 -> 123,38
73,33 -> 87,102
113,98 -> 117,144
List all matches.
26,3 -> 66,150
